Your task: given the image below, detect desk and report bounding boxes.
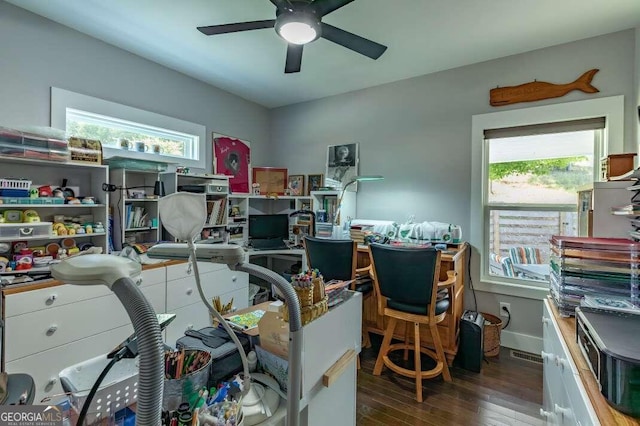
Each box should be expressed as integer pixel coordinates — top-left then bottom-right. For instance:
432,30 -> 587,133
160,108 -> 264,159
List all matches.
513,263 -> 550,281
245,248 -> 307,272
358,243 -> 469,365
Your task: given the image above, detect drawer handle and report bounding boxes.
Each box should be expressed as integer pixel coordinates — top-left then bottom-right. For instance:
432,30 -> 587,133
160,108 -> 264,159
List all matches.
554,403 -> 572,419
46,294 -> 58,305
542,317 -> 550,325
540,351 -> 555,362
186,324 -> 194,331
47,377 -> 58,386
46,325 -> 58,336
231,275 -> 237,282
539,408 -> 552,418
555,356 -> 570,370
186,288 -> 193,295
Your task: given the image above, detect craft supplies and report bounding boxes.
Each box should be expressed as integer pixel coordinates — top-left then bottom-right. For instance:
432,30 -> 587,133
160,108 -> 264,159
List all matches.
283,269 -> 328,325
163,349 -> 212,411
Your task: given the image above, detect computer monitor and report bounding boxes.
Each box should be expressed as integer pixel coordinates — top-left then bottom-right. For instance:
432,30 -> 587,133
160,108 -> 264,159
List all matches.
248,214 -> 289,240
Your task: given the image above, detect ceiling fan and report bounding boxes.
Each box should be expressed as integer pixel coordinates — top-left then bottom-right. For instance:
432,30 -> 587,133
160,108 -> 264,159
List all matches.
197,0 -> 388,73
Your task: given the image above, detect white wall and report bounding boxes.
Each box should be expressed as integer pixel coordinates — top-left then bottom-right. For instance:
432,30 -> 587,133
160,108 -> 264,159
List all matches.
0,1 -> 271,171
270,29 -> 637,346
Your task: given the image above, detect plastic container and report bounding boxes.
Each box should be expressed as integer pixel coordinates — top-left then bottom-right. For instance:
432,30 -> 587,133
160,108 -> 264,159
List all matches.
59,354 -> 139,425
0,222 -> 52,239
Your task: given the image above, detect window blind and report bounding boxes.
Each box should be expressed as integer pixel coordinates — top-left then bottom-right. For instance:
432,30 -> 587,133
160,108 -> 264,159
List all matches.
484,117 -> 606,140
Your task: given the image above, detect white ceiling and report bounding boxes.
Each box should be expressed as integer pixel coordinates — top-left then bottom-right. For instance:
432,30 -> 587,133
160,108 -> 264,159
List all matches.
7,0 -> 640,108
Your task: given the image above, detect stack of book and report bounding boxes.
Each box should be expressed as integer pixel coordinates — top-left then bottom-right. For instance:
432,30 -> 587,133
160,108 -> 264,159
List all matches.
125,204 -> 149,229
206,199 -> 226,225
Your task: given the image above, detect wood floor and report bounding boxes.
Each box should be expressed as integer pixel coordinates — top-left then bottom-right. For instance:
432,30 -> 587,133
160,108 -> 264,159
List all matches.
356,335 -> 544,426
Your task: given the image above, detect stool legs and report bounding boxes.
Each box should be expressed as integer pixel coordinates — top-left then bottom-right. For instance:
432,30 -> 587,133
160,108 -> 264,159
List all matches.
403,321 -> 410,361
373,317 -> 397,376
413,322 -> 423,402
431,323 -> 452,382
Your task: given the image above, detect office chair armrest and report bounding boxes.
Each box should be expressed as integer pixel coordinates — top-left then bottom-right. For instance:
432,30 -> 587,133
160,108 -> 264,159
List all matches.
437,270 -> 457,288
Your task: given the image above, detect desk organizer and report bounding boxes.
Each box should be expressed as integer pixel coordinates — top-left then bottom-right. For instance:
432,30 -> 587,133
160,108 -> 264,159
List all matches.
59,354 -> 138,425
283,270 -> 328,326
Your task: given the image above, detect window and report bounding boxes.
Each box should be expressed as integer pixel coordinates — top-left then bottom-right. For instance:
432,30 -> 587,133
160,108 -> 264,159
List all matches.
470,96 -> 625,299
485,121 -> 603,286
51,87 -> 206,169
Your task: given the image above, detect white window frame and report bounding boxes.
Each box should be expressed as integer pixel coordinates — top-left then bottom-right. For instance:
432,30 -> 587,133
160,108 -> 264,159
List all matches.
470,95 -> 625,300
50,87 -> 206,169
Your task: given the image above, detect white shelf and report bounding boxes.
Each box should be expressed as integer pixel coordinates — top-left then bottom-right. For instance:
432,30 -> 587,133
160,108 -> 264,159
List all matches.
0,204 -> 106,208
229,195 -> 311,200
0,156 -> 107,170
0,232 -> 106,242
124,227 -> 158,232
203,224 -> 225,229
124,198 -> 158,202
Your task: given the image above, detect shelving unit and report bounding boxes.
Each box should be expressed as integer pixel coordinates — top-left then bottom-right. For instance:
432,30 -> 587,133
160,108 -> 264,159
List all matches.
109,168 -> 161,251
310,190 -> 356,239
0,157 -> 109,253
227,195 -> 312,246
160,172 -> 229,243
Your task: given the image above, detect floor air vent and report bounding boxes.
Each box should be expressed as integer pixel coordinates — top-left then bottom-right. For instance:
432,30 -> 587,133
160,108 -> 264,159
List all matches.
510,349 -> 543,364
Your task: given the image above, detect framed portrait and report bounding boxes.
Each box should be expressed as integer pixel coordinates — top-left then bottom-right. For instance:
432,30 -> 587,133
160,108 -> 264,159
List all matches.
213,133 -> 251,194
307,174 -> 324,194
326,143 -> 358,191
287,175 -> 305,196
252,167 -> 288,195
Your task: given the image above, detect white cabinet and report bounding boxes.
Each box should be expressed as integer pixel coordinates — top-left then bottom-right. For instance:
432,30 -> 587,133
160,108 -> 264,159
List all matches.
577,181 -> 630,238
0,157 -> 109,253
160,172 -> 229,243
109,168 -> 162,250
2,261 -> 248,403
542,299 -> 599,425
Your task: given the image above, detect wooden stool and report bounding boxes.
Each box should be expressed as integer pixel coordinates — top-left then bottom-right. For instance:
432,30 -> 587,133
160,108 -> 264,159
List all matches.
369,243 -> 455,402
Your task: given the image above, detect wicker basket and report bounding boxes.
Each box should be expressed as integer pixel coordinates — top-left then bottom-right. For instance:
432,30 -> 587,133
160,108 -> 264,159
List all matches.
482,312 -> 503,357
283,296 -> 328,326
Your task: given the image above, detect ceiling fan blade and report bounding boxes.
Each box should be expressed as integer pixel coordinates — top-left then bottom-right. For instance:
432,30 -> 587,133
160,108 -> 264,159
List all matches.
320,23 -> 387,59
313,0 -> 356,16
269,0 -> 288,8
285,44 -> 304,73
197,20 -> 275,36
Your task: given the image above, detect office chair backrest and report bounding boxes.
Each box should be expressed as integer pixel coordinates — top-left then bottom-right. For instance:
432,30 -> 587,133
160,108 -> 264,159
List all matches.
369,243 -> 441,307
304,236 -> 356,281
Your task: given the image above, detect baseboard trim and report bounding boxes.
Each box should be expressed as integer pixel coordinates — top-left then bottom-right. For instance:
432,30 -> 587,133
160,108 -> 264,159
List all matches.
499,330 -> 542,355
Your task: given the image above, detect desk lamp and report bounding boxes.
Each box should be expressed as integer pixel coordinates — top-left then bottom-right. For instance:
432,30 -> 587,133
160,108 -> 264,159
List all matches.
147,192 -> 303,426
51,255 -> 164,426
334,175 -> 384,228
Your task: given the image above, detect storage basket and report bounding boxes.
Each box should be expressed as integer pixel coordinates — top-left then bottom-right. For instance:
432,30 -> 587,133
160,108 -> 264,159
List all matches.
482,313 -> 503,357
283,295 -> 328,326
0,178 -> 31,191
59,354 -> 139,425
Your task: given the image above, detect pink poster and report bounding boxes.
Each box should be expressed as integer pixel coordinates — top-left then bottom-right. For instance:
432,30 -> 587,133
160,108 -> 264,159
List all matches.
213,133 -> 251,194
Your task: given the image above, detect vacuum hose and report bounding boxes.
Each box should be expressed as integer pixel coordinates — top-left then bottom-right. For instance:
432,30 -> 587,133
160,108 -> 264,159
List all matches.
112,277 -> 164,426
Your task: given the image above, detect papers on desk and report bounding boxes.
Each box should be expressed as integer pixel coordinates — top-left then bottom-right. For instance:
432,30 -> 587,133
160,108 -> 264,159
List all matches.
225,309 -> 265,331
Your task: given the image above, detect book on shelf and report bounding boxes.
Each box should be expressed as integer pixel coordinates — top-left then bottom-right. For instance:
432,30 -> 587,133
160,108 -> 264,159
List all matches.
125,205 -> 149,228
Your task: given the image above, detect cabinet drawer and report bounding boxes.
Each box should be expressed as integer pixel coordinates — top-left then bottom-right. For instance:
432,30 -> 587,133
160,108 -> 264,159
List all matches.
166,262 -> 225,281
140,266 -> 165,288
5,284 -> 111,318
139,281 -> 166,316
164,302 -> 212,348
543,300 -> 579,376
5,325 -> 134,405
5,294 -> 130,362
166,275 -> 202,312
201,269 -> 248,301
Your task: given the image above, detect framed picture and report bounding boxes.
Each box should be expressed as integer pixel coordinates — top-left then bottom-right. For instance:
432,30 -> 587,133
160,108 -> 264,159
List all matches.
252,167 -> 288,195
307,174 -> 324,194
287,175 -> 305,196
326,143 -> 358,191
213,133 -> 251,194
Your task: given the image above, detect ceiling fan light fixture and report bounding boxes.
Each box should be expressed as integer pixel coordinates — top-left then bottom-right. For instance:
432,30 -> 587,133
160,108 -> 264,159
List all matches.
275,10 -> 320,45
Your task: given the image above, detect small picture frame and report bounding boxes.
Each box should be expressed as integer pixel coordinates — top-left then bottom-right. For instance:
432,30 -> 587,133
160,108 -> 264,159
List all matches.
287,175 -> 305,196
307,174 -> 324,195
252,167 -> 288,195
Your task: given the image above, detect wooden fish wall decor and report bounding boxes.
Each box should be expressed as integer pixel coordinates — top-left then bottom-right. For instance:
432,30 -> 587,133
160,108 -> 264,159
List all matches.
490,69 -> 599,107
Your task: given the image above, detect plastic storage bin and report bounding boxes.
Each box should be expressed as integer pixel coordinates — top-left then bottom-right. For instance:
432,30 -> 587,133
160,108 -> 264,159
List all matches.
59,354 -> 139,425
0,222 -> 52,239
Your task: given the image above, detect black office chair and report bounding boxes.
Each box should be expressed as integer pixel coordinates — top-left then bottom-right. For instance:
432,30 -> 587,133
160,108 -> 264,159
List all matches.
369,243 -> 455,402
303,236 -> 373,349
